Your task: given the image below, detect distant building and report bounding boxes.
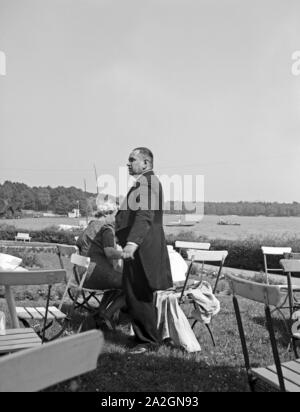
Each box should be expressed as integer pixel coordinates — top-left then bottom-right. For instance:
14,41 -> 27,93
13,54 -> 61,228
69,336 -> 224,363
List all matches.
68,208 -> 80,218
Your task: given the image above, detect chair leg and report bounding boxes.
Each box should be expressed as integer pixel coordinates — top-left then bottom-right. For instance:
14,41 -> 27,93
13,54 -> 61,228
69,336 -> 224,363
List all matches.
205,323 -> 216,346
291,336 -> 299,358
248,373 -> 258,392
213,262 -> 224,294
77,321 -> 84,334
191,320 -> 216,346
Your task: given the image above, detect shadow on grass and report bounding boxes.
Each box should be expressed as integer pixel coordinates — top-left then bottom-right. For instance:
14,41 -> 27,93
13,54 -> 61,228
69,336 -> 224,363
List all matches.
42,318 -> 280,392
42,308 -> 250,392
47,349 -> 250,392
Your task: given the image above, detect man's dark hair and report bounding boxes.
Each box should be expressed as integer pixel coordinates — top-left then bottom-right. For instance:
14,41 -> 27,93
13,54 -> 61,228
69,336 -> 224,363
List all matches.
133,147 -> 153,168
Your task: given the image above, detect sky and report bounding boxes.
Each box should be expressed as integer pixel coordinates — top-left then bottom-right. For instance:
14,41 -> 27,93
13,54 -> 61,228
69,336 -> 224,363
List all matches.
1,0 -> 300,202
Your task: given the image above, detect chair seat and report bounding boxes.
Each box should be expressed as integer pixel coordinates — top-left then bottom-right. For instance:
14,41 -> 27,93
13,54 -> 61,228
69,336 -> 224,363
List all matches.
16,306 -> 66,321
279,285 -> 300,292
0,328 -> 42,354
252,360 -> 300,392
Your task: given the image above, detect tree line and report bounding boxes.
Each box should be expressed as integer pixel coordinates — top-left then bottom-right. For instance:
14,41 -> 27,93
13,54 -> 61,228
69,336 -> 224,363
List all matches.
0,181 -> 96,217
1,181 -> 300,218
203,201 -> 300,217
165,200 -> 300,217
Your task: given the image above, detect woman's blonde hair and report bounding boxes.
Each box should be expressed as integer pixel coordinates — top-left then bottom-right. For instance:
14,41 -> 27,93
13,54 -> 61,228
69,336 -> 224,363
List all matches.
94,195 -> 118,218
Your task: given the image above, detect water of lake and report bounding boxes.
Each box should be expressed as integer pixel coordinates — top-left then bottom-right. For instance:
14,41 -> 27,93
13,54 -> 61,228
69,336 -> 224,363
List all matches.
1,215 -> 300,240
163,215 -> 300,240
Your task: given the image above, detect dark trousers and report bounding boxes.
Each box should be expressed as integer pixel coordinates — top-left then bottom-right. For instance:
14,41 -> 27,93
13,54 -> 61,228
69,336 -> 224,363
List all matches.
123,256 -> 159,346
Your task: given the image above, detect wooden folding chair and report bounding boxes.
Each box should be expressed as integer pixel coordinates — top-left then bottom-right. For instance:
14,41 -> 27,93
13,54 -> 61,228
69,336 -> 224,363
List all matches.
0,330 -> 103,392
0,269 -> 66,347
227,274 -> 300,392
176,250 -> 227,346
261,246 -> 292,284
57,245 -> 104,314
58,253 -> 121,332
182,249 -> 228,295
279,259 -> 300,356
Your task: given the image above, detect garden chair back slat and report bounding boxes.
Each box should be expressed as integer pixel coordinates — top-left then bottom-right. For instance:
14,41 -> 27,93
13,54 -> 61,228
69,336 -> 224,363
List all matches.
227,274 -> 282,306
280,259 -> 300,273
175,241 -> 211,255
0,270 -> 65,286
0,330 -> 103,392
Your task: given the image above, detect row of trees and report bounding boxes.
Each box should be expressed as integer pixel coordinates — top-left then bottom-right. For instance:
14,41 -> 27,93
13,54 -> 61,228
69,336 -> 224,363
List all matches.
1,181 -> 300,217
0,181 -> 96,217
165,200 -> 300,217
203,201 -> 300,217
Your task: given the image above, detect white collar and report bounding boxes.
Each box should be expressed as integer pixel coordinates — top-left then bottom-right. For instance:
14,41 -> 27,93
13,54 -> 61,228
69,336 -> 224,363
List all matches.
133,169 -> 153,182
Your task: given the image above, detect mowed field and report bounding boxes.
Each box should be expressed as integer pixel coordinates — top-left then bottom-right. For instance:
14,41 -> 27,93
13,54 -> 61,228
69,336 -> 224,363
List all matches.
1,214 -> 300,240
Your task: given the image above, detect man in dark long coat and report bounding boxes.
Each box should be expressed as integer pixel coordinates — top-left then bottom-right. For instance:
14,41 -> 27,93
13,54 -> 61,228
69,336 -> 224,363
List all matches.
115,147 -> 173,353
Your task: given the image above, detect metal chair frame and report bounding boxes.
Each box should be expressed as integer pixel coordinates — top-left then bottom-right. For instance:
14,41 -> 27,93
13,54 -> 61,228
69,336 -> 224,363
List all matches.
59,253 -> 122,332
227,274 -> 300,392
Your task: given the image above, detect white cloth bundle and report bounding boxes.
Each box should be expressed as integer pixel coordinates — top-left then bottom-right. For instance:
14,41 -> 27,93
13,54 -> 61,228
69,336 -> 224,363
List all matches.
187,281 -> 220,324
0,253 -> 22,271
156,290 -> 201,353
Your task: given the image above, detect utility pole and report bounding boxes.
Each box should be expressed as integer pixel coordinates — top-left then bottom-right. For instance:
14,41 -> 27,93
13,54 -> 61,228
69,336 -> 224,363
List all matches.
0,50 -> 6,76
93,164 -> 99,195
76,200 -> 80,219
84,178 -> 89,225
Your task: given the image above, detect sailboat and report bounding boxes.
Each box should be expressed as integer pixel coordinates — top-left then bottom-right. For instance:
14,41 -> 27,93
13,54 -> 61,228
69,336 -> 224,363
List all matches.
217,219 -> 240,226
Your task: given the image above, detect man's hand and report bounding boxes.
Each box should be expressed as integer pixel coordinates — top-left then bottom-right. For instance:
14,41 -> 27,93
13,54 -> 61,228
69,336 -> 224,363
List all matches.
122,243 -> 138,260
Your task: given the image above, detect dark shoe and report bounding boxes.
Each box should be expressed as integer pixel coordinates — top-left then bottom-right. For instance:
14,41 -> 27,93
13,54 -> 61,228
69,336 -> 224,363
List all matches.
94,313 -> 115,331
127,336 -> 138,345
162,337 -> 177,349
128,343 -> 158,355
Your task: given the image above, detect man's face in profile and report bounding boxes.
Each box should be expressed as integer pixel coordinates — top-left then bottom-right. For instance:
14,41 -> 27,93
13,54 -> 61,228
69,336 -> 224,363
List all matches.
127,150 -> 146,176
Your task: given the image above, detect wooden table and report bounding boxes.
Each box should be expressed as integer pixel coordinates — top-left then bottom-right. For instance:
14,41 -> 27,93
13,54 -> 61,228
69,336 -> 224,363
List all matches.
0,241 -> 72,324
0,328 -> 41,354
0,242 -> 76,329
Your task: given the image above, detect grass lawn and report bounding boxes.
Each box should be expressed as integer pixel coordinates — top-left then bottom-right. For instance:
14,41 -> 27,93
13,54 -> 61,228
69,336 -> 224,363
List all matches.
45,294 -> 292,393
0,258 -> 297,392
